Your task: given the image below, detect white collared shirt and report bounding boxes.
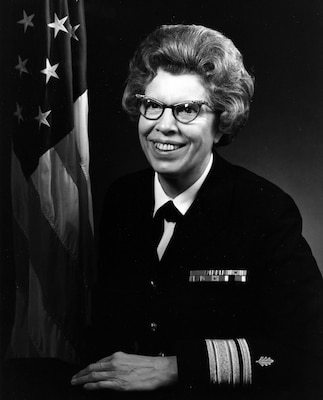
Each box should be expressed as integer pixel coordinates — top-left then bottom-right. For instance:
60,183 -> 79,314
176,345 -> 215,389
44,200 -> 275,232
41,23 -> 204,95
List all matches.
153,153 -> 213,260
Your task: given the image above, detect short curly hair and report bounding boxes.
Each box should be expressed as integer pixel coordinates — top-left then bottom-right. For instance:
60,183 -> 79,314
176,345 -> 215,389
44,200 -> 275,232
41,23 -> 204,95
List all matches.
122,24 -> 254,145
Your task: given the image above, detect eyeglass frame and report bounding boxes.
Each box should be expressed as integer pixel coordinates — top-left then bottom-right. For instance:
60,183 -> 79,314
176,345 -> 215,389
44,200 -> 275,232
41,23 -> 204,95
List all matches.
135,94 -> 215,124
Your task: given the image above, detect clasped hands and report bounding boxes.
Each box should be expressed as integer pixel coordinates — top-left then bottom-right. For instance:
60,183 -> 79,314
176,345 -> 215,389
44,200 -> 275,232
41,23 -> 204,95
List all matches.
71,351 -> 178,391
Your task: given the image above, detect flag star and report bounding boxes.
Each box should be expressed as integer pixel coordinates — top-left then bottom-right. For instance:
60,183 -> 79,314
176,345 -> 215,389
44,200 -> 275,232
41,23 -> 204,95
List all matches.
14,103 -> 24,124
48,13 -> 68,38
35,107 -> 51,129
68,23 -> 80,41
41,59 -> 59,84
17,10 -> 35,33
15,56 -> 29,77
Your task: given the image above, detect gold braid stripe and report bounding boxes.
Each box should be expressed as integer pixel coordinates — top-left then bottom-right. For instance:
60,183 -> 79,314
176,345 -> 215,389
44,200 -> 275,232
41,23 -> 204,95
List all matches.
237,338 -> 252,385
206,339 -> 218,383
205,339 -> 244,385
227,339 -> 240,386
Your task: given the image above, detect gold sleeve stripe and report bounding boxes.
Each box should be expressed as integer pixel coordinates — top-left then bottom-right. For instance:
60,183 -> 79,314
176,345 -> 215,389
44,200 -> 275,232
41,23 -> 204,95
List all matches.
205,338 -> 252,386
237,338 -> 252,385
227,339 -> 240,386
206,339 -> 217,383
214,340 -> 231,384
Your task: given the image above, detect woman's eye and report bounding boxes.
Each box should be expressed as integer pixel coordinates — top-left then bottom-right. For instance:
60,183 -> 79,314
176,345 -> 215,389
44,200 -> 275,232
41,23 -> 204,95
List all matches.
146,101 -> 161,110
178,104 -> 196,114
184,105 -> 194,113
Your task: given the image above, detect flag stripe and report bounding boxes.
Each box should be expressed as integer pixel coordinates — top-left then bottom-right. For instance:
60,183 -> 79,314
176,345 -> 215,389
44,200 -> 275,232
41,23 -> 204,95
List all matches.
73,92 -> 90,178
11,150 -> 86,354
11,149 -> 30,239
8,286 -> 39,358
27,178 -> 84,338
54,93 -> 95,285
28,263 -> 76,361
31,147 -> 80,260
73,92 -> 94,233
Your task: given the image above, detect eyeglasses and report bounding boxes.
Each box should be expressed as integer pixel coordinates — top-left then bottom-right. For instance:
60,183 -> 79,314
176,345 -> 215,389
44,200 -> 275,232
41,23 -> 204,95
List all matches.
135,94 -> 214,124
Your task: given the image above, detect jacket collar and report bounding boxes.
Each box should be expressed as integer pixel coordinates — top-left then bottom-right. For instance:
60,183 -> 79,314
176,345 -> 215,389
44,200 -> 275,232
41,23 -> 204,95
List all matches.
141,152 -> 235,225
158,152 -> 235,263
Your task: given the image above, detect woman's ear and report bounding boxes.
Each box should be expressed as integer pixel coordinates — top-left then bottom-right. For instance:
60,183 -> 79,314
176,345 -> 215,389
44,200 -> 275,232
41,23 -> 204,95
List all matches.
213,131 -> 223,145
212,110 -> 224,144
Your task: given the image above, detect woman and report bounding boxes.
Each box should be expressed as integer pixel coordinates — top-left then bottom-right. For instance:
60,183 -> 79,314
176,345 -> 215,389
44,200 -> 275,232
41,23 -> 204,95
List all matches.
71,24 -> 323,398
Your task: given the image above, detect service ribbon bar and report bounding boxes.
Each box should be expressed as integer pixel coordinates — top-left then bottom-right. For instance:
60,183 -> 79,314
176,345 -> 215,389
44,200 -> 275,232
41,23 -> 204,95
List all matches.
189,269 -> 247,283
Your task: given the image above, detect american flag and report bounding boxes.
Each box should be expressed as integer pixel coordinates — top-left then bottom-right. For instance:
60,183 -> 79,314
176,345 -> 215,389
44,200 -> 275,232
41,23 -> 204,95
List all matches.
9,0 -> 95,363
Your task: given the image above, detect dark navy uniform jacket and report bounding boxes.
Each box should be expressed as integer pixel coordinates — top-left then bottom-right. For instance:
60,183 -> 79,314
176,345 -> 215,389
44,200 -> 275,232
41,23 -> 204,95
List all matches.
91,153 -> 323,399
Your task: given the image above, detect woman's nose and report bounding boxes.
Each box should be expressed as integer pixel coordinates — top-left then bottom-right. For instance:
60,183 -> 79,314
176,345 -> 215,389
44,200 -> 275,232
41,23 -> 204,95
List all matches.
155,108 -> 178,134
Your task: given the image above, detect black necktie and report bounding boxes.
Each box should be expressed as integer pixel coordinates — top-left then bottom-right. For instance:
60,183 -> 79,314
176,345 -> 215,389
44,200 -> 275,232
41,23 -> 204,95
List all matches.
152,201 -> 182,249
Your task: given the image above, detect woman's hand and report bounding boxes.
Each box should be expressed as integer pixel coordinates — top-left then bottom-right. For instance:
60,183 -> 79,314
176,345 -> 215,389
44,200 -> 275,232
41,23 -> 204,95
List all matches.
71,351 -> 178,391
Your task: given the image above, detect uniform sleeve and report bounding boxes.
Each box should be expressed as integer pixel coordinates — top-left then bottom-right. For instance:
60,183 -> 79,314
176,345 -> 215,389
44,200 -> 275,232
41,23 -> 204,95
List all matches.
176,193 -> 323,395
176,339 -> 252,390
247,193 -> 323,391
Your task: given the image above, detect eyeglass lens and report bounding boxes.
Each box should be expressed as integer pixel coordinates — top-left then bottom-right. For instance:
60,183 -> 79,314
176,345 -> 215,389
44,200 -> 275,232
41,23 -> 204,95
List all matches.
139,98 -> 202,123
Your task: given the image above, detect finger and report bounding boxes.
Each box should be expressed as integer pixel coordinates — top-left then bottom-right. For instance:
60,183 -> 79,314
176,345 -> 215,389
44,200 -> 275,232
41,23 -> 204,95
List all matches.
71,370 -> 115,386
83,376 -> 162,392
71,352 -> 129,384
84,380 -> 120,391
71,360 -> 113,381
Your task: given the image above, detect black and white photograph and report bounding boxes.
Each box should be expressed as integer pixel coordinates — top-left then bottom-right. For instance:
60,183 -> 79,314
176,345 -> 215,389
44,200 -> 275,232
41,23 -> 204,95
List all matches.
1,1 -> 323,399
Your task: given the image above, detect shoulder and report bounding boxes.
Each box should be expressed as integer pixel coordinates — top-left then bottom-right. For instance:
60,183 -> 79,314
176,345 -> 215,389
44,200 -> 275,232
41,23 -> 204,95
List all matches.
216,155 -> 285,193
214,154 -> 301,220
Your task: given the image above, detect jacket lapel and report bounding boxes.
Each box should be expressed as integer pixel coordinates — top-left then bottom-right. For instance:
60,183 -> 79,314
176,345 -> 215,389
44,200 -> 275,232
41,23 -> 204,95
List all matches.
160,153 -> 235,264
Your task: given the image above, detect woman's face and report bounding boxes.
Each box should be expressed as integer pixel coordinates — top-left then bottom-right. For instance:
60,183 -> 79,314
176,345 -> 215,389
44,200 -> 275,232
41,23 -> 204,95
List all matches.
138,69 -> 222,194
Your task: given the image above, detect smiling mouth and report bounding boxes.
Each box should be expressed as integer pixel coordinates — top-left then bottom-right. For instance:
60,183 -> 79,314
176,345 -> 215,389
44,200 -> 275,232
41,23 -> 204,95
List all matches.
153,142 -> 183,152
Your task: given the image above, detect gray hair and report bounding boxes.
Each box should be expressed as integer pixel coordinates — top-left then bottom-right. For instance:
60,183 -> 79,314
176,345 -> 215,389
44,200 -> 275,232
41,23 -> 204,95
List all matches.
122,24 -> 255,145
